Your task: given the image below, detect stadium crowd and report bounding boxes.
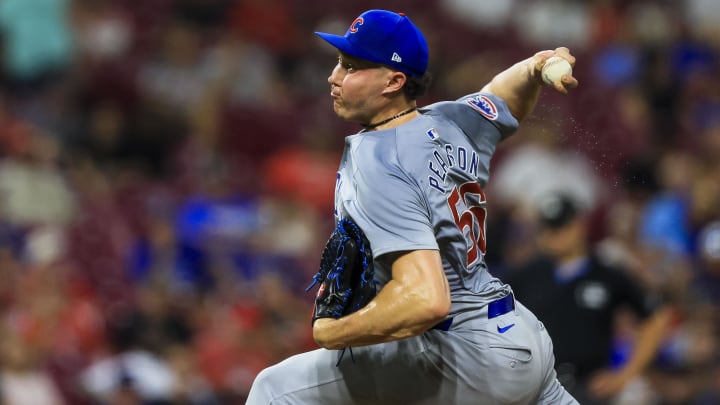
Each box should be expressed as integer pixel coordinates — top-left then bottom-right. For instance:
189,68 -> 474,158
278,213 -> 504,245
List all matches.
0,0 -> 718,404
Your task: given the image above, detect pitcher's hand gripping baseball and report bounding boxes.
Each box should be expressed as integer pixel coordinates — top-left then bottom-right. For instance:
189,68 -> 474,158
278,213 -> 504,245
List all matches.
306,218 -> 376,324
533,47 -> 578,94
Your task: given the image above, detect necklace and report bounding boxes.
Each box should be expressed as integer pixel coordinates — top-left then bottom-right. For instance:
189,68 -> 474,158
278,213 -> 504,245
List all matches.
363,107 -> 418,130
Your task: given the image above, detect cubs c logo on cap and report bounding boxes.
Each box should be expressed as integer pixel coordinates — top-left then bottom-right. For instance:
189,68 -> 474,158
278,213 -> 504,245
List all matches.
349,17 -> 364,33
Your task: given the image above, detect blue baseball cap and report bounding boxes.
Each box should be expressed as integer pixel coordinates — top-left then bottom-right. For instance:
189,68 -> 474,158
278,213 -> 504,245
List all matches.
315,10 -> 429,77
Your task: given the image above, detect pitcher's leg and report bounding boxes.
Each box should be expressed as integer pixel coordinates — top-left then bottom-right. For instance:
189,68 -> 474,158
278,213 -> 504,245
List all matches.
246,348 -> 379,405
536,369 -> 580,405
532,319 -> 579,404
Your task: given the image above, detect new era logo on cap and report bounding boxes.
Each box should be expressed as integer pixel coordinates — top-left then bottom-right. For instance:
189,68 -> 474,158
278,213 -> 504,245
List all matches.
315,9 -> 429,77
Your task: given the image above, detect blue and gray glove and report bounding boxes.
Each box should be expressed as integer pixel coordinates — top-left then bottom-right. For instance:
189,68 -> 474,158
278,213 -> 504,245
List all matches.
306,217 -> 376,324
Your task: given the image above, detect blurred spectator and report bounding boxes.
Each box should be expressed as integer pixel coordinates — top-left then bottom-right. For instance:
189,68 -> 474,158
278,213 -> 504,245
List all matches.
595,194 -> 661,293
3,258 -> 105,405
0,96 -> 35,156
646,220 -> 720,405
625,2 -> 677,48
438,0 -> 516,32
0,127 -> 76,227
491,120 -> 605,218
593,46 -> 641,89
170,0 -> 233,33
503,192 -> 671,404
67,100 -> 129,172
262,147 -> 338,216
137,19 -> 214,113
80,282 -> 196,404
202,32 -> 280,108
693,221 -> 720,308
165,344 -> 218,405
108,282 -> 194,357
79,348 -> 177,404
67,97 -> 187,178
227,0 -> 300,56
174,191 -> 263,285
685,0 -> 720,44
71,0 -> 134,64
0,328 -> 66,405
128,211 -> 208,296
192,292 -> 272,403
513,0 -> 591,50
0,0 -> 74,88
689,121 -> 720,231
437,52 -> 511,101
488,119 -> 605,271
638,150 -> 695,260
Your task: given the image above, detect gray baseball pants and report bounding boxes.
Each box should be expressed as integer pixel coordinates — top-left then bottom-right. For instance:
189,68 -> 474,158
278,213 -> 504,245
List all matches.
247,301 -> 578,404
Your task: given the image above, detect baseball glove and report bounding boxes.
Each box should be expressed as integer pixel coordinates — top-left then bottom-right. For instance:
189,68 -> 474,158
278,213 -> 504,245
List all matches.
306,217 -> 376,324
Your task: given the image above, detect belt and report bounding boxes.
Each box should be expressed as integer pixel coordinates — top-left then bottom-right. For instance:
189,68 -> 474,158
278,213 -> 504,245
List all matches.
488,293 -> 515,319
432,293 -> 515,331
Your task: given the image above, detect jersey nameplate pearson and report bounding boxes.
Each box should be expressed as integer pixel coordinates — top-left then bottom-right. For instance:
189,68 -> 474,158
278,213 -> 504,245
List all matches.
427,141 -> 481,194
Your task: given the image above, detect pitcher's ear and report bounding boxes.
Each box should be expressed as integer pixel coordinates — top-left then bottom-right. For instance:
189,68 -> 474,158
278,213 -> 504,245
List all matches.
383,70 -> 408,95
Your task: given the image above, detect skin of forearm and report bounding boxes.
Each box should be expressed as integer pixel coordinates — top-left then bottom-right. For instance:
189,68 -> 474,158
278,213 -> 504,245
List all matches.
481,55 -> 544,122
313,250 -> 451,350
313,281 -> 444,349
618,307 -> 672,378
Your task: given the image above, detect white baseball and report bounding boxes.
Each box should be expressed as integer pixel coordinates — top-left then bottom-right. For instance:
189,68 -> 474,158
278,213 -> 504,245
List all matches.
541,56 -> 572,85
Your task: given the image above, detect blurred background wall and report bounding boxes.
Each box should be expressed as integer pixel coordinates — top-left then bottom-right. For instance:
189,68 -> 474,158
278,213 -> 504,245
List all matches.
0,0 -> 717,404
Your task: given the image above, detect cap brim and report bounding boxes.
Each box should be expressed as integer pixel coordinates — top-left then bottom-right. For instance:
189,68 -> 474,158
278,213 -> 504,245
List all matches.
315,32 -> 380,65
315,32 -> 353,54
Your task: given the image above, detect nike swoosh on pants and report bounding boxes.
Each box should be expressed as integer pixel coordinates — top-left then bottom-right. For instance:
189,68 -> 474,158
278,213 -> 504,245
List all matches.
497,323 -> 516,333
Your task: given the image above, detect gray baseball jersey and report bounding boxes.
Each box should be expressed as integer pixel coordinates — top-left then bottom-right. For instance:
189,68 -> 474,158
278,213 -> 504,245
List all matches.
335,92 -> 514,305
247,93 -> 578,404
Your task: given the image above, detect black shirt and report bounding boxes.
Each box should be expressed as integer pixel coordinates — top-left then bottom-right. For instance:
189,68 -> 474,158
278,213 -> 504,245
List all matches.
503,252 -> 655,379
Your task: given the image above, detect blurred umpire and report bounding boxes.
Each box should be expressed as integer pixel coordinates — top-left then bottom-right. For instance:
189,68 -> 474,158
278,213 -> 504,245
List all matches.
502,193 -> 672,404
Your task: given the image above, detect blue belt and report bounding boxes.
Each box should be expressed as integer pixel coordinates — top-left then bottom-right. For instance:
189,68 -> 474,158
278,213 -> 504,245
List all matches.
432,293 -> 515,331
488,293 -> 515,319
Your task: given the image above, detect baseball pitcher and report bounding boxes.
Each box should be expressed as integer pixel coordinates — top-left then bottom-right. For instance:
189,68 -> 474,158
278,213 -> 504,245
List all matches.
247,9 -> 580,405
